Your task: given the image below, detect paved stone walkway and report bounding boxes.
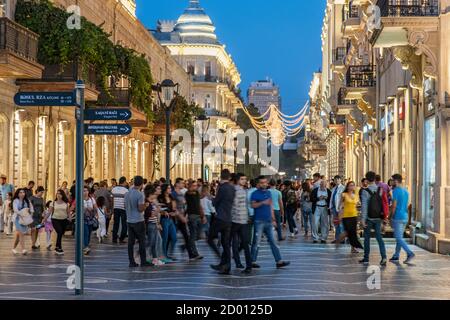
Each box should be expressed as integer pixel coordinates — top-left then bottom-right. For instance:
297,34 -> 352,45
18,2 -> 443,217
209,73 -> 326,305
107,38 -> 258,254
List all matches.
0,232 -> 449,300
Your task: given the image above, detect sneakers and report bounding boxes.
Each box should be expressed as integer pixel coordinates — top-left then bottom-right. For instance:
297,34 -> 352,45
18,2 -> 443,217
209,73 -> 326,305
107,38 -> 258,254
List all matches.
152,259 -> 165,266
129,262 -> 139,268
251,263 -> 261,269
359,259 -> 369,266
31,245 -> 40,250
83,247 -> 91,255
189,255 -> 204,261
389,257 -> 400,263
55,248 -> 64,256
242,268 -> 252,275
404,253 -> 416,264
288,233 -> 296,239
380,258 -> 387,266
22,250 -> 28,256
11,249 -> 18,255
276,261 -> 291,269
236,263 -> 245,269
46,245 -> 52,251
321,240 -> 327,244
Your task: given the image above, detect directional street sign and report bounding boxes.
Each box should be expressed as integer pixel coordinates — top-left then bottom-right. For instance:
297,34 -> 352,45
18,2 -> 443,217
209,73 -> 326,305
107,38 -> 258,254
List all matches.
14,91 -> 76,107
84,108 -> 132,121
84,124 -> 132,136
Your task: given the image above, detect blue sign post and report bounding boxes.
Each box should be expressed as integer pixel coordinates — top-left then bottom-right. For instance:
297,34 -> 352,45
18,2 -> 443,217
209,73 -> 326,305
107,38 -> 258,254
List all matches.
84,108 -> 132,121
14,91 -> 76,107
84,124 -> 132,136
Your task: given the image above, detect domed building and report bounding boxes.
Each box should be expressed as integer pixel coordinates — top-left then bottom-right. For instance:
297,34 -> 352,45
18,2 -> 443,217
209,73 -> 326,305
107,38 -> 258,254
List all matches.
154,0 -> 243,180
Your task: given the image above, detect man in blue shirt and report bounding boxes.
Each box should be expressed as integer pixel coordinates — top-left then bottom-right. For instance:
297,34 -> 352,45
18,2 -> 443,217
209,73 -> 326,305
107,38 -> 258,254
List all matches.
250,176 -> 290,269
269,179 -> 285,241
390,174 -> 415,264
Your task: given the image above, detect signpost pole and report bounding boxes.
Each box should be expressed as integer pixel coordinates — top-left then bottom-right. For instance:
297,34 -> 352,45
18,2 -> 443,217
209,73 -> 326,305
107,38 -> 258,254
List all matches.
75,80 -> 85,296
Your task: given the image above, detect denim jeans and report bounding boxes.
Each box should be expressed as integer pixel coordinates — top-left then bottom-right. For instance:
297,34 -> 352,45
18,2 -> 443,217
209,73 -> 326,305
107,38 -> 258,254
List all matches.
331,208 -> 343,240
285,206 -> 297,234
301,208 -> 313,233
363,219 -> 387,260
146,223 -> 159,259
274,210 -> 283,240
161,217 -> 177,257
83,223 -> 92,248
203,215 -> 212,238
251,220 -> 282,263
392,220 -> 414,258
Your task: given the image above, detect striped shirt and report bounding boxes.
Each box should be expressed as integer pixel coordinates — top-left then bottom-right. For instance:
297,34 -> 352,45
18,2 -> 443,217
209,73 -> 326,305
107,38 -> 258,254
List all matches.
111,186 -> 128,210
232,185 -> 248,224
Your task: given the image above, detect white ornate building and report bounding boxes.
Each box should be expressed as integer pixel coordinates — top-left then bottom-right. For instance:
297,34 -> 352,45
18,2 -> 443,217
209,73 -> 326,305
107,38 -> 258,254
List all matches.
154,0 -> 244,180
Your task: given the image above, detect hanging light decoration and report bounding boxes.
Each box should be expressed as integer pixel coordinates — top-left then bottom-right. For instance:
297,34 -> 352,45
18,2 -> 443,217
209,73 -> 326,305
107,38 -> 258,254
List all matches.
242,102 -> 309,146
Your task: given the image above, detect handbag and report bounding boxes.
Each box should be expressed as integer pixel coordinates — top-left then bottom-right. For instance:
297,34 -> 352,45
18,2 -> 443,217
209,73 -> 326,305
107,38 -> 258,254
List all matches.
89,216 -> 99,231
18,208 -> 34,226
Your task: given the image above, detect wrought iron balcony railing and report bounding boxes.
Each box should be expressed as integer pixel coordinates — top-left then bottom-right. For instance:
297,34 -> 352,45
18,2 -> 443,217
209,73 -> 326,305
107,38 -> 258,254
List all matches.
0,17 -> 39,62
342,2 -> 360,22
377,0 -> 439,17
338,88 -> 358,105
346,65 -> 376,88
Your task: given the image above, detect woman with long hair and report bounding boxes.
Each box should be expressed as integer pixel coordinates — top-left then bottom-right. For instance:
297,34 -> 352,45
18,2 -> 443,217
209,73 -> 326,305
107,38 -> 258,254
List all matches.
300,182 -> 313,237
338,181 -> 363,253
49,189 -> 70,255
11,188 -> 34,255
158,184 -> 178,260
83,186 -> 98,255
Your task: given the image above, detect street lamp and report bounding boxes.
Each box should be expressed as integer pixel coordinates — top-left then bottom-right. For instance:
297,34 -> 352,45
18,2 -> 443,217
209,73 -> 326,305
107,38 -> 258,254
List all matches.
233,137 -> 238,173
217,129 -> 227,173
196,114 -> 210,181
155,79 -> 179,183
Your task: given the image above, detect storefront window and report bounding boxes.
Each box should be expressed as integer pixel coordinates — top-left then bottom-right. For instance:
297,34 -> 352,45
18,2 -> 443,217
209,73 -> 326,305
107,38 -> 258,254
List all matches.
423,117 -> 436,231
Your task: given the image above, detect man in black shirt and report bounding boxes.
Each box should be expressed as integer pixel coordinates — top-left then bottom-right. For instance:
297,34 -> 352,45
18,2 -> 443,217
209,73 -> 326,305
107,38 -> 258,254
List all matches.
209,169 -> 236,275
185,181 -> 206,258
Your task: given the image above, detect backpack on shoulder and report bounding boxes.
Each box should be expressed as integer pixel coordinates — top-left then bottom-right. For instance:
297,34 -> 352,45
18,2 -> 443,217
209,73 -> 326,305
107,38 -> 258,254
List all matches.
365,188 -> 384,219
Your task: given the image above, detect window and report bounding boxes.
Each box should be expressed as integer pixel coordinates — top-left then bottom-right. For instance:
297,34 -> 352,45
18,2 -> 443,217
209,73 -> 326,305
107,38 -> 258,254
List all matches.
0,0 -> 8,17
187,61 -> 195,76
205,61 -> 212,78
204,94 -> 211,109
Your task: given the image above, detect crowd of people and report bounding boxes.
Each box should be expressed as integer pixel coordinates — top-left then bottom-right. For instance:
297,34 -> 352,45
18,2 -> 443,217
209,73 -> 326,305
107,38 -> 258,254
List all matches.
0,168 -> 415,273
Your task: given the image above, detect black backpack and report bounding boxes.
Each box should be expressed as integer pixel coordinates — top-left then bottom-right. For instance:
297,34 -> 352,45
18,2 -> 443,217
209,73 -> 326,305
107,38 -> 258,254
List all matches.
365,187 -> 383,219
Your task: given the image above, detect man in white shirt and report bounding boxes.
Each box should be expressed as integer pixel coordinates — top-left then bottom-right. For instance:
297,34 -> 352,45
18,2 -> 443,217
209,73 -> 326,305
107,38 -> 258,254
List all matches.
330,176 -> 345,243
311,180 -> 332,244
111,176 -> 129,244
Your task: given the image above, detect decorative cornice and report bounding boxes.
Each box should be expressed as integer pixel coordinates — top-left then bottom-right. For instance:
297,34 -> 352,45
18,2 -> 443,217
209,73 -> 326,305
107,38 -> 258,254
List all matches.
408,30 -> 438,79
393,45 -> 423,89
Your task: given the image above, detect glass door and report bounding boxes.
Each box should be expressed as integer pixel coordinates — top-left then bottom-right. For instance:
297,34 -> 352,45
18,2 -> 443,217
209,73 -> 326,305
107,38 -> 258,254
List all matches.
423,117 -> 436,231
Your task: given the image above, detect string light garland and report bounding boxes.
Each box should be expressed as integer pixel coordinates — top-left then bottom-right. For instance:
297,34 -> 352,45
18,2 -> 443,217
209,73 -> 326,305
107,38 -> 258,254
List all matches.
242,102 -> 309,146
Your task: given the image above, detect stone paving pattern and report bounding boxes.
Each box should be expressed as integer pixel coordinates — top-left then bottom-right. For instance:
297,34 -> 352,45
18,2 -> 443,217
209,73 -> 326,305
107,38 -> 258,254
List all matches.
0,233 -> 449,300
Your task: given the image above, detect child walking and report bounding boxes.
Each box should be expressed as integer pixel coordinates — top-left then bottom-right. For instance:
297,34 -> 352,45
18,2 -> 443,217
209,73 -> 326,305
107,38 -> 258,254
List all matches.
96,196 -> 107,243
42,201 -> 53,251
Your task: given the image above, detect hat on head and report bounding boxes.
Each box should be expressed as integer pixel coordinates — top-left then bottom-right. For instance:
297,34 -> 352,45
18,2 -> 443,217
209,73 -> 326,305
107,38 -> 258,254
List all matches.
0,174 -> 6,179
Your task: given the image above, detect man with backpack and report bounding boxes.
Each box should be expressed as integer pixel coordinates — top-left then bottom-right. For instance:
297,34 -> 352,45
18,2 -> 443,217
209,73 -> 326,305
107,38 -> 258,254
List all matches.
359,171 -> 388,266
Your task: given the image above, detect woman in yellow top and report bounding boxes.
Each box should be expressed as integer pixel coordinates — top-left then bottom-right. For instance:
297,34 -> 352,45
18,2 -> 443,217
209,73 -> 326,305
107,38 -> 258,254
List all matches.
338,181 -> 363,253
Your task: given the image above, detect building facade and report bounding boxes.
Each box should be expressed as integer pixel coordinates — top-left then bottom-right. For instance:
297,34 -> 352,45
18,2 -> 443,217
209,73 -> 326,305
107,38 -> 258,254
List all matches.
0,0 -> 194,198
317,0 -> 450,254
153,0 -> 243,180
247,78 -> 282,118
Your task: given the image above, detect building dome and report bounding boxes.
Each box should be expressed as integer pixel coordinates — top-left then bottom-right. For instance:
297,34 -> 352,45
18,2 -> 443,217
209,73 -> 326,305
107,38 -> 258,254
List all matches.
174,0 -> 219,44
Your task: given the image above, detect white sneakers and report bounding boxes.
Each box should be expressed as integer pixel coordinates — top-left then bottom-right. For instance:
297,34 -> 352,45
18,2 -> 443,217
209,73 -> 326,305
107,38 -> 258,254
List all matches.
152,259 -> 165,266
11,249 -> 18,255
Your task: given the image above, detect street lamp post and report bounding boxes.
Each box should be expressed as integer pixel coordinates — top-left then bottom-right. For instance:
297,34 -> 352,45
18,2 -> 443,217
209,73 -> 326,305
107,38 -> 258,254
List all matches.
233,137 -> 238,173
217,129 -> 226,173
155,79 -> 179,183
196,114 -> 210,181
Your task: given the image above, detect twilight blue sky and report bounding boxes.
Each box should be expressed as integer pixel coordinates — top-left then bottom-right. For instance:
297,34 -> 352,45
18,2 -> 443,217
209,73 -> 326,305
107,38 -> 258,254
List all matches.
136,0 -> 326,115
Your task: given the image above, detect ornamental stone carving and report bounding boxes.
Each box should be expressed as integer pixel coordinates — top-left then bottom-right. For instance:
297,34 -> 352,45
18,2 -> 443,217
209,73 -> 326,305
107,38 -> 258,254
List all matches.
408,30 -> 438,79
393,46 -> 423,89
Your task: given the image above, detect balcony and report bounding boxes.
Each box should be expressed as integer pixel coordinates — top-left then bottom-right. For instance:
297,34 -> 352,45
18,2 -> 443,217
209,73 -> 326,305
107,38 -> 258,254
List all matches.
0,17 -> 43,79
337,88 -> 358,115
346,65 -> 376,88
371,0 -> 439,47
17,62 -> 99,101
192,75 -> 228,84
342,3 -> 361,38
344,65 -> 376,101
331,47 -> 346,73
